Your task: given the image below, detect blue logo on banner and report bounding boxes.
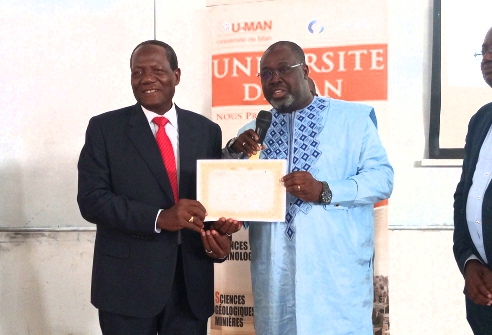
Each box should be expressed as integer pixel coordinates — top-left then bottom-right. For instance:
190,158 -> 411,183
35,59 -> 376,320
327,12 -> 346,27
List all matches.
308,20 -> 324,34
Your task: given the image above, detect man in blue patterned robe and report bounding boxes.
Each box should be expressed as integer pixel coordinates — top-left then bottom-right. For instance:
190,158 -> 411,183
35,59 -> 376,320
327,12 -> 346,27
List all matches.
222,41 -> 394,335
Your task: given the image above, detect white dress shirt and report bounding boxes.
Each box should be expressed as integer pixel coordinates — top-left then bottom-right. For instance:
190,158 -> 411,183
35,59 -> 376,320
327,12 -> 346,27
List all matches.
142,105 -> 180,236
466,124 -> 492,264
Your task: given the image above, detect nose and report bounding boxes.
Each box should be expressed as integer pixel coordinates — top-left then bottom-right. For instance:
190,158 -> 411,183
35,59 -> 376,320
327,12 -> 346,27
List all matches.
269,70 -> 282,83
142,71 -> 157,83
272,70 -> 282,78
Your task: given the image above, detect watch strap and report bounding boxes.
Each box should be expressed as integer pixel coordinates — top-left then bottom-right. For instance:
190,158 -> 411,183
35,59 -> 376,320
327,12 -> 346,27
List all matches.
226,137 -> 238,153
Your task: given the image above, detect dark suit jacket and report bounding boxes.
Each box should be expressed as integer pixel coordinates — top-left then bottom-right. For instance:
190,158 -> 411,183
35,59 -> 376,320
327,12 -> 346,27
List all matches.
77,103 -> 222,319
454,102 -> 492,275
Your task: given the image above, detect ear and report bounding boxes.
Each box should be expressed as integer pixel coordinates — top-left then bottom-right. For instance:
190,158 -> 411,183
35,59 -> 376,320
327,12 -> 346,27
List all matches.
302,64 -> 309,79
174,68 -> 181,85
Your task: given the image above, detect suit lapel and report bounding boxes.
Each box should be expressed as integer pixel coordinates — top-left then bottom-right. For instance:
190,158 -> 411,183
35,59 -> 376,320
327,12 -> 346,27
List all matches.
176,106 -> 199,200
126,104 -> 175,203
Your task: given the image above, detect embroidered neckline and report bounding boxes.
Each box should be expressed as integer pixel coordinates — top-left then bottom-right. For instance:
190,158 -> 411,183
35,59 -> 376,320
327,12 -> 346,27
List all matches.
262,98 -> 329,240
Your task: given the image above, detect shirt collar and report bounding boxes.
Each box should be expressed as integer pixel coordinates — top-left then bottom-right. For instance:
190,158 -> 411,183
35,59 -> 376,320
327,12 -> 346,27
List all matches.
141,104 -> 178,128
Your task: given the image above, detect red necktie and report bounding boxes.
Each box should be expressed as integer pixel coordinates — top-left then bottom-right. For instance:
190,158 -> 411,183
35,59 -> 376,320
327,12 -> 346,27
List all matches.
152,117 -> 178,202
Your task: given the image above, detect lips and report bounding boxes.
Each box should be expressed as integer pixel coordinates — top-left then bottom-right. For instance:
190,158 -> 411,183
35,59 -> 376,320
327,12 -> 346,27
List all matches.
272,88 -> 287,99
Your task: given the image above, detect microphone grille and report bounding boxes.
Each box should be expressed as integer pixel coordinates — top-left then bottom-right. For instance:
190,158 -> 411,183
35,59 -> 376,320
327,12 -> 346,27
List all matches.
257,110 -> 272,122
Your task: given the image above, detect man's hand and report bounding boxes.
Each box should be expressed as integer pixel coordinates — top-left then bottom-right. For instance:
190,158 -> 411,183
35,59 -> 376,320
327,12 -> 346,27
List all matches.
465,259 -> 492,305
229,130 -> 265,157
156,199 -> 207,233
201,227 -> 232,259
213,217 -> 243,235
282,171 -> 323,202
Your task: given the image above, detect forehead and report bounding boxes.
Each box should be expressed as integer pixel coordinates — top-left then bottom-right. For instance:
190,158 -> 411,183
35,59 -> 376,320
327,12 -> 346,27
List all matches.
260,45 -> 298,68
484,28 -> 492,46
131,44 -> 169,67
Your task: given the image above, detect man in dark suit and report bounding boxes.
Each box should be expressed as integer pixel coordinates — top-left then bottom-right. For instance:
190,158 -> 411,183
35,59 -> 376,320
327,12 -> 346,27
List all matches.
77,40 -> 238,335
454,27 -> 492,335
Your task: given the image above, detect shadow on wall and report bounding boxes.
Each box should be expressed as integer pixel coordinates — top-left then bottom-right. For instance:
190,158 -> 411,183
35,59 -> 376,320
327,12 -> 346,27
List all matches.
0,156 -> 89,229
0,163 -> 24,228
0,162 -> 53,333
0,233 -> 51,334
0,164 -> 98,333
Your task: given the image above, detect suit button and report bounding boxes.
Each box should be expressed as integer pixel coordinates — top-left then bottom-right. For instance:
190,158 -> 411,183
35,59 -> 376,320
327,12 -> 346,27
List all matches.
171,242 -> 177,248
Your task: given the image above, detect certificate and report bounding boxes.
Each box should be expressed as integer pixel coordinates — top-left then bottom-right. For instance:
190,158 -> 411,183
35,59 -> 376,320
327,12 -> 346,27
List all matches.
197,159 -> 287,222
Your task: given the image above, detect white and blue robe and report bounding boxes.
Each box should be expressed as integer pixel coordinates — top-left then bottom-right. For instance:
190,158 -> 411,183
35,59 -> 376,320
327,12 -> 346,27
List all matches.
235,97 -> 393,335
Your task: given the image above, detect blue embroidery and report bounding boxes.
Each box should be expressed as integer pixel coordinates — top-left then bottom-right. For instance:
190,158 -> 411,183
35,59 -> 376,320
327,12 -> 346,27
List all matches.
261,98 -> 328,240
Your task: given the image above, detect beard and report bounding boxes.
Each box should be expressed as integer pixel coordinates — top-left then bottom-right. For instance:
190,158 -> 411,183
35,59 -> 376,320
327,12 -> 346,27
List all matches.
270,93 -> 295,113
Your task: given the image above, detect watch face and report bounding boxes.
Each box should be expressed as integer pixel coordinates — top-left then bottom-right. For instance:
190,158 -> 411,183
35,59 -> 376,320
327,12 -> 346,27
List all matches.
319,182 -> 331,204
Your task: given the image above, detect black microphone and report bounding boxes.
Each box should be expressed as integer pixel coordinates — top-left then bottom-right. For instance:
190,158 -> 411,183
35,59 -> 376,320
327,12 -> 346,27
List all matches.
255,110 -> 272,145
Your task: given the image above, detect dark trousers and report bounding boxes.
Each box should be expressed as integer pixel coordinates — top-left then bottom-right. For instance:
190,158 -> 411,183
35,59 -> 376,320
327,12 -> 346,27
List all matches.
98,247 -> 207,335
466,296 -> 492,335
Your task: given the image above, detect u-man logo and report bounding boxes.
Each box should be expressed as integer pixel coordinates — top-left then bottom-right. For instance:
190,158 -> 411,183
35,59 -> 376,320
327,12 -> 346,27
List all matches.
222,20 -> 272,33
308,20 -> 325,34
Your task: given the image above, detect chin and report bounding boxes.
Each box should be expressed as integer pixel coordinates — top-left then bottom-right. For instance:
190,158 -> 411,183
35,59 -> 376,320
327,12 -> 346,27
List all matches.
140,100 -> 164,111
271,95 -> 295,113
485,77 -> 492,88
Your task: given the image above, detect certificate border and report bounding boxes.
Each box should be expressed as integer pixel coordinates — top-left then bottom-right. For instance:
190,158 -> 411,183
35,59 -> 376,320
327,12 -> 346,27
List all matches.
197,159 -> 287,222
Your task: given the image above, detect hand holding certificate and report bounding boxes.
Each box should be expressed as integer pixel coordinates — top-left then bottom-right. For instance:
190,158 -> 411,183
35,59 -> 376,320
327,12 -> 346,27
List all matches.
197,159 -> 287,222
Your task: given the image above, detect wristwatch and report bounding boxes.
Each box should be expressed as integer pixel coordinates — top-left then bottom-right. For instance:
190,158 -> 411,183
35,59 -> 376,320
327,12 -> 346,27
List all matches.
319,181 -> 332,205
226,137 -> 238,153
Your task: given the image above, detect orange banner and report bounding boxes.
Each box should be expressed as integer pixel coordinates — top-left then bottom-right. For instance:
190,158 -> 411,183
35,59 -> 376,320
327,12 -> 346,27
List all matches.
375,199 -> 389,208
212,44 -> 387,107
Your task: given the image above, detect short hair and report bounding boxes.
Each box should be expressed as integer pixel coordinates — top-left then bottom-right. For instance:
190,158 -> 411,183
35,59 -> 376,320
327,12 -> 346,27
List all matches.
263,41 -> 306,64
130,40 -> 178,70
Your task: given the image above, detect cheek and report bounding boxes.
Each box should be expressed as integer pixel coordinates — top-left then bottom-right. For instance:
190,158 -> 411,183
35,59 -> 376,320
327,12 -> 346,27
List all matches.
160,77 -> 175,88
131,79 -> 140,90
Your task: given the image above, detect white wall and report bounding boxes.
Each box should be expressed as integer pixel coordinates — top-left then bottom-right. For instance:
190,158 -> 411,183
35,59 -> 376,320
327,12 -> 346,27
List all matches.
390,230 -> 472,334
0,0 -> 476,334
0,232 -> 97,334
387,0 -> 463,230
386,1 -> 471,333
0,0 -> 154,229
